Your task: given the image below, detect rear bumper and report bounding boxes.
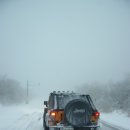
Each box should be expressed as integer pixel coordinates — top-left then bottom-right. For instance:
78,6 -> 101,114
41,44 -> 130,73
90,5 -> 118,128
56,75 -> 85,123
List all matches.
49,125 -> 100,130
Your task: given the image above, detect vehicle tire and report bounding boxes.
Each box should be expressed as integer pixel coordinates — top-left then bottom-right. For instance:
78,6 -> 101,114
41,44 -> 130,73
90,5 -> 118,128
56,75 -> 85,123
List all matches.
74,127 -> 99,130
54,128 -> 60,130
65,99 -> 90,127
44,126 -> 49,130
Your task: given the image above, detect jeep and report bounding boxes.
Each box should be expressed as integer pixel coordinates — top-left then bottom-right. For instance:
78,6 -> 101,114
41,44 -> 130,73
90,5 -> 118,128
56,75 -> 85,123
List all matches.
43,91 -> 100,130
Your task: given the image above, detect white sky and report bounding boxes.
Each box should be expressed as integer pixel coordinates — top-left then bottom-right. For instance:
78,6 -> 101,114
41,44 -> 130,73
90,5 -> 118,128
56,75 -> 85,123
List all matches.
0,0 -> 130,95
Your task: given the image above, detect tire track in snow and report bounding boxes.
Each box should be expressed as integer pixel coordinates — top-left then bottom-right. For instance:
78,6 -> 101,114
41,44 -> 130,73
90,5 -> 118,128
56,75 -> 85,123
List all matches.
100,120 -> 129,130
6,112 -> 43,130
5,111 -> 129,130
25,113 -> 43,130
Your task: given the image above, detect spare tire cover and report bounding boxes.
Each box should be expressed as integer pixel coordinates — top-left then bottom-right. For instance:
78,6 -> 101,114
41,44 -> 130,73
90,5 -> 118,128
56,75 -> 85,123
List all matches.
65,99 -> 90,126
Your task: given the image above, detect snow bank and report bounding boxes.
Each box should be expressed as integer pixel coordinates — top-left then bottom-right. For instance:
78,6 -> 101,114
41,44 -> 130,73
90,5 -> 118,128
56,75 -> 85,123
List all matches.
101,111 -> 130,130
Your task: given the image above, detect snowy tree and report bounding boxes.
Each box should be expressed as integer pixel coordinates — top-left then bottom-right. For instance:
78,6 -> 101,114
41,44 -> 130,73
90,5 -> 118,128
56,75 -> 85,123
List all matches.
0,76 -> 25,105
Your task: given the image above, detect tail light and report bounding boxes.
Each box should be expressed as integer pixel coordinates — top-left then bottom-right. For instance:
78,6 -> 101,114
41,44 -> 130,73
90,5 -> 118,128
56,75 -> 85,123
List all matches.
48,111 -> 57,126
91,111 -> 100,122
50,111 -> 56,116
49,110 -> 64,125
93,111 -> 100,117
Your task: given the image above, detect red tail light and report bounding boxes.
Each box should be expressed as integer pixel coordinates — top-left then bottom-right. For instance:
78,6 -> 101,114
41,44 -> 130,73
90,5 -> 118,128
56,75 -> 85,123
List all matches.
91,111 -> 100,122
93,111 -> 100,117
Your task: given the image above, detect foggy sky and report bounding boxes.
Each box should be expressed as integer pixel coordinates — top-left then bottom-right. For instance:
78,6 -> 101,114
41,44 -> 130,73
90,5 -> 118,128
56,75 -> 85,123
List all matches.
0,0 -> 130,95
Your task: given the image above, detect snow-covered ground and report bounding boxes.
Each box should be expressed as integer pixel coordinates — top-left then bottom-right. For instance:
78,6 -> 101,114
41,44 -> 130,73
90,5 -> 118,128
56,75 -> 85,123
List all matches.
0,99 -> 130,130
101,111 -> 130,130
0,98 -> 43,130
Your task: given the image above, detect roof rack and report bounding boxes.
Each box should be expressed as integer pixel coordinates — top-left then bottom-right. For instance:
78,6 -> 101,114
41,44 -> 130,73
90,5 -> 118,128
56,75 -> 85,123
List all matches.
52,91 -> 76,95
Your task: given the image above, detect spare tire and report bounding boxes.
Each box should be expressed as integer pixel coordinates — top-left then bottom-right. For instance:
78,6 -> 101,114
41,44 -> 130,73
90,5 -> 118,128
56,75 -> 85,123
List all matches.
64,99 -> 90,127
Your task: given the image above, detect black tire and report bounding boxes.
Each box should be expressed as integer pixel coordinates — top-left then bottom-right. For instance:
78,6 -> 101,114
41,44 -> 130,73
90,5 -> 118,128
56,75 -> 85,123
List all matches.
65,99 -> 90,127
54,128 -> 60,130
74,127 -> 99,130
44,126 -> 49,130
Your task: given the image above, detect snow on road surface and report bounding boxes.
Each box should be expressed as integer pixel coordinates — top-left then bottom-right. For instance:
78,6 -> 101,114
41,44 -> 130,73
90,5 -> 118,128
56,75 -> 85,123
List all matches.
8,112 -> 43,130
0,99 -> 43,130
0,99 -> 130,130
101,112 -> 130,130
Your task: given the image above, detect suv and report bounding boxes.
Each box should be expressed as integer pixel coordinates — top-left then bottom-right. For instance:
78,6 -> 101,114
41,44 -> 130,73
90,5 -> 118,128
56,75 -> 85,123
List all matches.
43,91 -> 100,130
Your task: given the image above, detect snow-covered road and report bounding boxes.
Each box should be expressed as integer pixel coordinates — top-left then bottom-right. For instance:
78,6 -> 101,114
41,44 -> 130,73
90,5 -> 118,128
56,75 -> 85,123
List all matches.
101,123 -> 119,130
7,112 -> 43,130
1,99 -> 129,130
100,121 -> 129,130
3,111 -> 127,130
